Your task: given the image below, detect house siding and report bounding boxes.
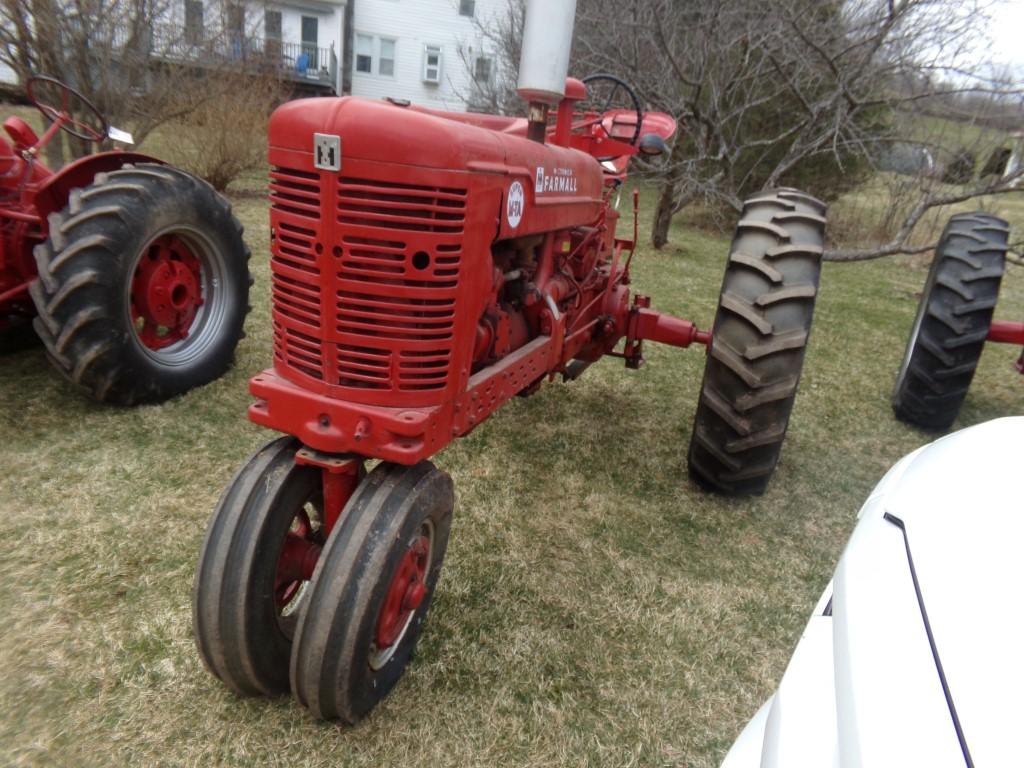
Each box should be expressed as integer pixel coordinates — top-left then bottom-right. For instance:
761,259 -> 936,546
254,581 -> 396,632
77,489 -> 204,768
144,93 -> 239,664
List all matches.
350,0 -> 505,110
0,0 -> 505,107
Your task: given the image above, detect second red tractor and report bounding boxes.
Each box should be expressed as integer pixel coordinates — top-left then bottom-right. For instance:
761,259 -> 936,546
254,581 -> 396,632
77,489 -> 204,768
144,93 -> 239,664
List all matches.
0,76 -> 251,404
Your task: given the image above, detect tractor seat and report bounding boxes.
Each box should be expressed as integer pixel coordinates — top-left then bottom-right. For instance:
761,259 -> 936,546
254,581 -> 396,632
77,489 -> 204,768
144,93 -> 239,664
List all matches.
3,117 -> 39,150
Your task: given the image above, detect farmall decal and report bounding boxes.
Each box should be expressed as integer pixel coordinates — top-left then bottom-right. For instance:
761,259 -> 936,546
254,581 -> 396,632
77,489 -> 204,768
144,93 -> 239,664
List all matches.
534,166 -> 578,194
506,181 -> 524,228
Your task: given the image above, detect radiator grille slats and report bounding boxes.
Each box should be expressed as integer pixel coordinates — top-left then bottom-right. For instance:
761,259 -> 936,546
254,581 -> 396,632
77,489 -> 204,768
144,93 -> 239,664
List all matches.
333,176 -> 464,392
270,167 -> 325,381
269,165 -> 467,395
338,178 -> 466,234
270,168 -> 322,220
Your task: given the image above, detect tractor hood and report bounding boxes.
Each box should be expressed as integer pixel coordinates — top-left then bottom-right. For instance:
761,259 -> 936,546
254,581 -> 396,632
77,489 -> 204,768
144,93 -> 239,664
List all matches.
269,96 -> 507,170
266,95 -> 606,242
722,417 -> 1024,768
267,96 -> 604,192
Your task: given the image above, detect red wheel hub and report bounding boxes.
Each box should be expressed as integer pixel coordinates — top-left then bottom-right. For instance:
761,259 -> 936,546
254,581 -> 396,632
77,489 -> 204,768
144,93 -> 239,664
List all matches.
130,234 -> 203,350
274,510 -> 322,609
375,535 -> 430,649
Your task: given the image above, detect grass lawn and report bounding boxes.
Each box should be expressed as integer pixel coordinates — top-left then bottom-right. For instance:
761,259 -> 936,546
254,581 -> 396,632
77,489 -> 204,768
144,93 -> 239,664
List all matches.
2,105 -> 1023,766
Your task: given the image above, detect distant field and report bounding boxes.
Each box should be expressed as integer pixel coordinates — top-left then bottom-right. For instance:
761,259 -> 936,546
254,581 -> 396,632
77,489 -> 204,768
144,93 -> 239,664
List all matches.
829,173 -> 1024,254
905,112 -> 1012,154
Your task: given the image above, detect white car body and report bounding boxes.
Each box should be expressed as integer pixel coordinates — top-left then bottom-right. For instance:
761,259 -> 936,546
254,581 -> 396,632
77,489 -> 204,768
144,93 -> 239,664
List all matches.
722,416 -> 1024,768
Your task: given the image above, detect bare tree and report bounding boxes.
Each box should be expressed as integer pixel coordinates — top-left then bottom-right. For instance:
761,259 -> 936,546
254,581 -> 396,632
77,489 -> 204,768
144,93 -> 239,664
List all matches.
575,0 -> 1021,252
479,0 -> 1022,257
454,0 -> 525,114
0,0 -> 287,164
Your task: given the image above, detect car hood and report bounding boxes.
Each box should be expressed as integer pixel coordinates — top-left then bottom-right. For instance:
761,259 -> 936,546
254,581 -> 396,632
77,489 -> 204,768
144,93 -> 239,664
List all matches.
723,417 -> 1024,768
880,416 -> 1024,767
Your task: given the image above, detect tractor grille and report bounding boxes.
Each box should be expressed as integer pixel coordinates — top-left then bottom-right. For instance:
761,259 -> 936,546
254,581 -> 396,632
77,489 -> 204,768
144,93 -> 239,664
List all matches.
337,177 -> 467,233
334,178 -> 465,392
269,164 -> 467,398
270,167 -> 325,380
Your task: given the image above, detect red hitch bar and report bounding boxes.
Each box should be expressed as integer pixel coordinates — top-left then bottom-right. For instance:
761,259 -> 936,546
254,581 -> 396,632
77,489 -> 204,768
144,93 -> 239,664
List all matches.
987,320 -> 1024,374
987,320 -> 1024,346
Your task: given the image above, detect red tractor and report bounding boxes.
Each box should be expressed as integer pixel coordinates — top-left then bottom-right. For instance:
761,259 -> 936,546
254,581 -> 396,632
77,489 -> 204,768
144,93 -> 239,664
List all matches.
0,76 -> 251,404
893,212 -> 1022,429
193,2 -> 826,723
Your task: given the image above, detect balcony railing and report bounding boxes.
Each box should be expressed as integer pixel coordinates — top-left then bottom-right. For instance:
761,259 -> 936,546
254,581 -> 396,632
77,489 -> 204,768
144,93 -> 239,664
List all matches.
112,23 -> 338,91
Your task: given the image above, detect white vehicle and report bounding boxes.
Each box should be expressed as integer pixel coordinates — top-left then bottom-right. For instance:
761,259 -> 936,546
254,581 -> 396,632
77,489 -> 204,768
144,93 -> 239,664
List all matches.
722,417 -> 1024,768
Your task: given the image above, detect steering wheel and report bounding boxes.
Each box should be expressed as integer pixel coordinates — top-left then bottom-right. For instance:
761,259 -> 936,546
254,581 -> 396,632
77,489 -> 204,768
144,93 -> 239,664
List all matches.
26,75 -> 109,143
578,73 -> 644,159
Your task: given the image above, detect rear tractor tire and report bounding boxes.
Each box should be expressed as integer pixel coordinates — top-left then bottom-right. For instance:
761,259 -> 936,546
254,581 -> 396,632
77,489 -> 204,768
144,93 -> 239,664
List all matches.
892,212 -> 1008,430
290,460 -> 454,723
687,188 -> 826,496
29,163 -> 251,405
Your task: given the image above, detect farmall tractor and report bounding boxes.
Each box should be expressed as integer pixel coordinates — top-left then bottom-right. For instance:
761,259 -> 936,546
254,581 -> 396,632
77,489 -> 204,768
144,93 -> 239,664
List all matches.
0,76 -> 251,404
893,212 -> 1021,429
193,0 -> 827,722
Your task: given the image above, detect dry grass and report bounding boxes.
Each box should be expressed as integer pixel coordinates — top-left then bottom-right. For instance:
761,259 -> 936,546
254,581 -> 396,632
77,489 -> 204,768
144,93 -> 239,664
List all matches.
827,113 -> 1021,254
1,105 -> 1023,766
828,172 -> 1024,254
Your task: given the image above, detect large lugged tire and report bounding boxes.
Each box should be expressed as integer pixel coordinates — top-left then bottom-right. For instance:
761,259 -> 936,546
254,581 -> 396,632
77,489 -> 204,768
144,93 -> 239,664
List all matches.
29,163 -> 251,405
892,212 -> 1008,430
688,188 -> 826,496
193,437 -> 326,697
290,461 -> 454,723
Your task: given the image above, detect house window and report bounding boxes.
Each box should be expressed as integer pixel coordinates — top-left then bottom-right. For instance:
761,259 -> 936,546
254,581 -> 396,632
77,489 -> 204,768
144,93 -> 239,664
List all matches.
184,0 -> 203,45
301,16 -> 319,64
379,38 -> 396,76
226,3 -> 244,55
459,0 -> 475,17
474,56 -> 492,85
264,9 -> 281,57
264,10 -> 281,39
355,34 -> 373,73
355,34 -> 396,77
227,3 -> 244,35
422,44 -> 442,84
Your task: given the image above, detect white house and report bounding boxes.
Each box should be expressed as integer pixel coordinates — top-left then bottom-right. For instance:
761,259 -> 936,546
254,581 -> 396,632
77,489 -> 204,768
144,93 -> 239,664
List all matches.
2,0 -> 507,112
349,0 -> 506,110
163,0 -> 347,93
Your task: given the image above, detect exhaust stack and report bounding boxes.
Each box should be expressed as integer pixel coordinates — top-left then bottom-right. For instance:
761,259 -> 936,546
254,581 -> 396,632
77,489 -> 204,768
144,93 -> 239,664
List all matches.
516,0 -> 577,142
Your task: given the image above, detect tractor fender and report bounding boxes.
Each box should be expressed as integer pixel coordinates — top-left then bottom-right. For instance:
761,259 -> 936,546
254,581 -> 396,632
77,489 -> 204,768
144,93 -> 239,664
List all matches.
32,151 -> 164,228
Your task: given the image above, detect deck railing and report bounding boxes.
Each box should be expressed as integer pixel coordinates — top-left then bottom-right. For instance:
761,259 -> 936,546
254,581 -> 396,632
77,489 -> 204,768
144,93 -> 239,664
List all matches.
111,23 -> 338,91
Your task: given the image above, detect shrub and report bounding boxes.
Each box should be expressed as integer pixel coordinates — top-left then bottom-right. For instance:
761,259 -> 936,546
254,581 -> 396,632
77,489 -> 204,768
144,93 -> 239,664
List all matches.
941,148 -> 975,185
175,69 -> 287,191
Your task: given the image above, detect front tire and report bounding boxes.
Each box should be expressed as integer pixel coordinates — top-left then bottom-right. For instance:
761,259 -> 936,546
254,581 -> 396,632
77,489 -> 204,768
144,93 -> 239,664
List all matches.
290,461 -> 454,723
29,163 -> 251,405
687,189 -> 826,495
193,437 -> 327,697
892,212 -> 1008,430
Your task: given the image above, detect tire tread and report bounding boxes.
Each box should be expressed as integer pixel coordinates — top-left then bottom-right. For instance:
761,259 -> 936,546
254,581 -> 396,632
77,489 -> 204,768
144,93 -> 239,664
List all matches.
688,188 -> 826,495
892,212 -> 1008,429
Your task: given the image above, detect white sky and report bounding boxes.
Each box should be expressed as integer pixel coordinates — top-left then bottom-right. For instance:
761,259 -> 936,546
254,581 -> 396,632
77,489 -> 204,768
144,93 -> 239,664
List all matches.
983,1 -> 1024,78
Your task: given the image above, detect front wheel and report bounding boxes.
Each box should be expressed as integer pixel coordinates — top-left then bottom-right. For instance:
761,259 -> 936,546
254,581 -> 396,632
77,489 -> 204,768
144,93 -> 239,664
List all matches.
192,437 -> 331,697
687,188 -> 826,496
289,460 -> 454,723
29,163 -> 251,404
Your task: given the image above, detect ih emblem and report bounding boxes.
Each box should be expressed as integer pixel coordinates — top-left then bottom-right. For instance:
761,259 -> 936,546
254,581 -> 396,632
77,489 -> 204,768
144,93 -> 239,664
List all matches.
314,133 -> 341,171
